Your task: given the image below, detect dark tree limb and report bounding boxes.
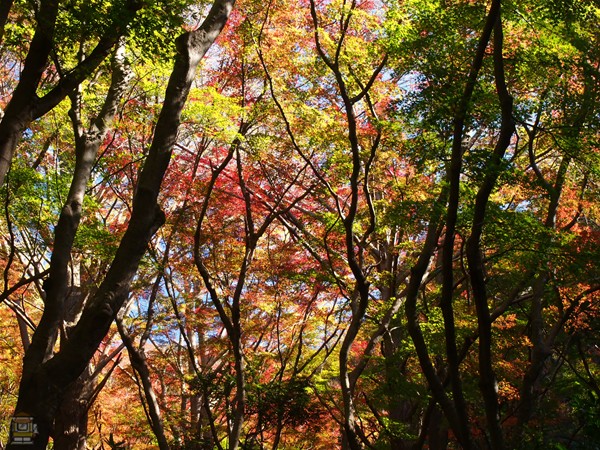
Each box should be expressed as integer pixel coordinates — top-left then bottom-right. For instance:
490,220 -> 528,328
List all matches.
6,1 -> 235,448
465,8 -> 514,449
0,0 -> 143,187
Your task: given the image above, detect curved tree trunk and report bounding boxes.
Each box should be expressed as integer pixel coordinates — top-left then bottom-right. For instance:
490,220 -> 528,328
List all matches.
464,9 -> 514,449
118,321 -> 171,450
6,1 -> 235,448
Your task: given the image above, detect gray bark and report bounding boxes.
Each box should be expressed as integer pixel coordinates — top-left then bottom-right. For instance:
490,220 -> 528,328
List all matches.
23,41 -> 131,381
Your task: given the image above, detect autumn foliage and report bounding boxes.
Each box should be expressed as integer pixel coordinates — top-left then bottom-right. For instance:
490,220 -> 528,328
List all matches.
0,0 -> 599,449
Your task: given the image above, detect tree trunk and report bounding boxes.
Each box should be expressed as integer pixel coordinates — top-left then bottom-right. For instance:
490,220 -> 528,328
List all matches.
5,1 -> 234,448
118,319 -> 171,450
0,0 -> 141,187
383,331 -> 417,450
426,406 -> 449,450
229,335 -> 246,450
53,366 -> 93,450
437,1 -> 502,447
464,10 -> 514,449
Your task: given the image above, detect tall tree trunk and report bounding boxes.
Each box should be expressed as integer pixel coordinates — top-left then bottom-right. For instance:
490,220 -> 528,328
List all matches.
464,10 -> 514,449
53,366 -> 94,450
118,319 -> 170,450
383,330 -> 417,450
437,1 -> 502,447
8,40 -> 130,448
6,1 -> 234,448
229,334 -> 246,450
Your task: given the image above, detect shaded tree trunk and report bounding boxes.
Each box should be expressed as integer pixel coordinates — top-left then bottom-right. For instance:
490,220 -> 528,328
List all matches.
383,331 -> 417,450
464,9 -> 514,449
53,366 -> 93,450
118,319 -> 170,450
437,1 -> 503,448
426,406 -> 449,450
6,1 -> 235,448
403,1 -> 503,448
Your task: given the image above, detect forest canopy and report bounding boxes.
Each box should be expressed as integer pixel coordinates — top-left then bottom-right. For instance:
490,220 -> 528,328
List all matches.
0,0 -> 599,449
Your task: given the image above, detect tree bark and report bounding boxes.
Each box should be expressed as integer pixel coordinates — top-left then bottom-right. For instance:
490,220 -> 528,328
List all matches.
438,1 -> 503,447
0,0 -> 142,187
53,366 -> 94,450
404,193 -> 467,443
7,40 -> 130,449
403,0 -> 506,442
6,1 -> 234,448
117,319 -> 170,450
22,40 -> 131,385
465,9 -> 514,449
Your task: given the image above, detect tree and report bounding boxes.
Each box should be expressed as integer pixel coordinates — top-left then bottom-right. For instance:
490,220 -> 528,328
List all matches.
0,0 -> 143,186
4,0 -> 235,447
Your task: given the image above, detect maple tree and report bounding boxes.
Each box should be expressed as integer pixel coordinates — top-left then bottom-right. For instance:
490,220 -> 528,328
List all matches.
0,0 -> 599,448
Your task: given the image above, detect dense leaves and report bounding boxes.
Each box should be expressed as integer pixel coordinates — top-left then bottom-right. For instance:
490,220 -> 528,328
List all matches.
0,0 -> 599,448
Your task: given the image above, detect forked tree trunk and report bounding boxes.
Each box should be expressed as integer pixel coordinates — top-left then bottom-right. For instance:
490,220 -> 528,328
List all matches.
465,10 -> 514,449
6,1 -> 234,448
0,0 -> 142,187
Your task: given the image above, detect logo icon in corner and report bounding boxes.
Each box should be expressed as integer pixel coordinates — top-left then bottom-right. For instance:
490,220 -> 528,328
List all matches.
10,412 -> 38,445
